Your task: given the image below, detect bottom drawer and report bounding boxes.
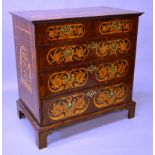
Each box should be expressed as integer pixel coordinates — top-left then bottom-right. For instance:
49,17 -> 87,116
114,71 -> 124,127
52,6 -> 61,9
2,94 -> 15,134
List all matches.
42,78 -> 133,125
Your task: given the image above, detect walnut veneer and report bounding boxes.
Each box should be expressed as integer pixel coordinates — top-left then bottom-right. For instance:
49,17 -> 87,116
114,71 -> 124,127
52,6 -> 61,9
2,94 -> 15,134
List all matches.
10,6 -> 143,149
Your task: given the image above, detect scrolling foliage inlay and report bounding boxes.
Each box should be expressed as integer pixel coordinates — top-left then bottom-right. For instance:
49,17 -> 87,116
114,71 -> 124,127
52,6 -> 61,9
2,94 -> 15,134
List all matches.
99,20 -> 132,35
47,44 -> 89,65
46,24 -> 85,40
95,60 -> 129,82
94,83 -> 128,108
97,39 -> 130,57
48,93 -> 89,120
48,68 -> 88,92
19,46 -> 32,93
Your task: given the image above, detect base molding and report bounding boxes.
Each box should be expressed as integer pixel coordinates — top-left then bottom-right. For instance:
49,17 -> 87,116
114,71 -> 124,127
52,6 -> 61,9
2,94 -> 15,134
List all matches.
17,99 -> 136,149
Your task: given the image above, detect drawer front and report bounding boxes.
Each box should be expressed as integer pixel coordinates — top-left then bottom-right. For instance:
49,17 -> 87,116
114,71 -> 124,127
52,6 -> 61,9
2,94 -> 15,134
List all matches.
38,36 -> 136,70
95,16 -> 138,36
35,20 -> 92,45
39,57 -> 134,97
35,16 -> 138,45
42,79 -> 133,125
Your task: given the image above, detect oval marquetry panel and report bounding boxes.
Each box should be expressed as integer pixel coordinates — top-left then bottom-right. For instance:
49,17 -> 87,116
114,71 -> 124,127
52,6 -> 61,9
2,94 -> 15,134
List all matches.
99,20 -> 132,35
48,68 -> 88,92
47,44 -> 89,65
46,23 -> 85,40
19,46 -> 32,93
97,39 -> 130,57
48,93 -> 89,120
94,83 -> 128,108
95,60 -> 129,82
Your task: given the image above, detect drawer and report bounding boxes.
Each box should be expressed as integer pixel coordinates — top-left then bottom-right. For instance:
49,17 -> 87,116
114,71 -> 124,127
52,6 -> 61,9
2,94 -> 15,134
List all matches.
39,57 -> 134,97
95,16 -> 138,37
38,35 -> 136,71
35,16 -> 138,45
42,78 -> 133,125
35,20 -> 92,45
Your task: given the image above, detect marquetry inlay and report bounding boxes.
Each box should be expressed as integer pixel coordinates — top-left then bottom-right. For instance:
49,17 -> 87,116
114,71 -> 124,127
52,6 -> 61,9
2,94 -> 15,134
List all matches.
19,46 -> 32,93
94,83 -> 128,108
46,23 -> 85,40
47,44 -> 88,65
99,20 -> 132,35
48,93 -> 89,120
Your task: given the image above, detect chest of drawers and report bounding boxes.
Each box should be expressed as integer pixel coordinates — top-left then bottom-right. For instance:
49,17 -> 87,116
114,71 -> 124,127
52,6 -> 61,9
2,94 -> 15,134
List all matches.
10,6 -> 143,149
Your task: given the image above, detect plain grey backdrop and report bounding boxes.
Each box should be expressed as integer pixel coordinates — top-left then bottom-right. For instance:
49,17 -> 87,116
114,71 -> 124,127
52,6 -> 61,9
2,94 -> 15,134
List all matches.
3,0 -> 152,155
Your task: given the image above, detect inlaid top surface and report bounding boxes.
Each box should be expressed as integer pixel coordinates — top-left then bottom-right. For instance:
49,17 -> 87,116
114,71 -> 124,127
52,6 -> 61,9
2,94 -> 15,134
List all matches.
10,6 -> 143,22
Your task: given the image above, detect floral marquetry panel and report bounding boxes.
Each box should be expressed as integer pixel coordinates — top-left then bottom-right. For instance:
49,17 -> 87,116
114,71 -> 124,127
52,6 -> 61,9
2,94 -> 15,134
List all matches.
99,20 -> 132,35
48,68 -> 88,92
97,39 -> 130,57
19,46 -> 32,93
48,93 -> 89,120
46,23 -> 85,40
94,83 -> 128,108
95,60 -> 129,82
47,44 -> 89,65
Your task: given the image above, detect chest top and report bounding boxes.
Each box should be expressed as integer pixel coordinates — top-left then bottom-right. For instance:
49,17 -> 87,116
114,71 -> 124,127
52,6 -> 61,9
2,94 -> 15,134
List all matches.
10,6 -> 143,22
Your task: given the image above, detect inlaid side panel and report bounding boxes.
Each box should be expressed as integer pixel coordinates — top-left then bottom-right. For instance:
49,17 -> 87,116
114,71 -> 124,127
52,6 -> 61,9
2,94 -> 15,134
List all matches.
12,16 -> 41,124
19,46 -> 32,93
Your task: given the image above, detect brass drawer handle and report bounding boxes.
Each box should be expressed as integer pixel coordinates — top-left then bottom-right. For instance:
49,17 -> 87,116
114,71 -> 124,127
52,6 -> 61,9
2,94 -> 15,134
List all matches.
88,42 -> 98,49
61,25 -> 71,34
87,64 -> 97,73
86,90 -> 97,98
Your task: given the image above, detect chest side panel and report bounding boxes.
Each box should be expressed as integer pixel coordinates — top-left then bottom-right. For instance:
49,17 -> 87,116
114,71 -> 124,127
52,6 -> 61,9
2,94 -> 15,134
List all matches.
12,16 -> 41,124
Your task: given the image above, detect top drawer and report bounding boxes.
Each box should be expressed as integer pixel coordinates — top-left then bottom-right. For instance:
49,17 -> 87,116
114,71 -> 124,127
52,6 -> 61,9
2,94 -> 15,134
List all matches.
94,16 -> 139,38
35,20 -> 92,45
35,16 -> 138,45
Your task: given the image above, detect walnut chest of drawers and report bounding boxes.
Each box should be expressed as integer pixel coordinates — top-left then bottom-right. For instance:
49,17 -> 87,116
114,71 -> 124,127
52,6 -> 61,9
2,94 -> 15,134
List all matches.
10,6 -> 143,149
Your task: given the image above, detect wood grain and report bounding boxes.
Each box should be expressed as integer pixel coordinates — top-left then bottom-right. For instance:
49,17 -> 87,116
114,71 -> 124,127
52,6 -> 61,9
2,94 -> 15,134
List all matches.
11,7 -> 142,149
